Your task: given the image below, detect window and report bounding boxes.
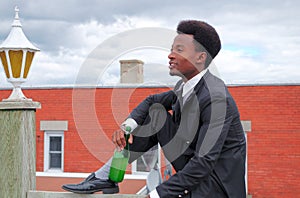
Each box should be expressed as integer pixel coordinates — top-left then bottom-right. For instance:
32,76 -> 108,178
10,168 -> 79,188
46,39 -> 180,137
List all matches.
40,120 -> 68,172
49,136 -> 62,168
132,144 -> 160,175
44,131 -> 64,172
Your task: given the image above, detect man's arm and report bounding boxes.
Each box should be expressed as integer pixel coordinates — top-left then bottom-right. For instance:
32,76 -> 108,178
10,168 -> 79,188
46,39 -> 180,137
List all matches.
114,90 -> 177,149
128,90 -> 176,125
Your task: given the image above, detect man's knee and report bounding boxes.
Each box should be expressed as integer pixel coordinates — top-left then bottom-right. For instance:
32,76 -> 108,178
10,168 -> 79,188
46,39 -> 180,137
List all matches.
132,103 -> 170,138
149,103 -> 169,132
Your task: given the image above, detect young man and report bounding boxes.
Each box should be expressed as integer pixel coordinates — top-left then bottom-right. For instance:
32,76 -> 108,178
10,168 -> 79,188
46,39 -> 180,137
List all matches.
63,20 -> 246,198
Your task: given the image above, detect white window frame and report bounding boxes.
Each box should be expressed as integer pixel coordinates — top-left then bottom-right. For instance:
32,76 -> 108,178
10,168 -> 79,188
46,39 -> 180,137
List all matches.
43,131 -> 64,172
40,120 -> 68,173
132,144 -> 161,175
241,120 -> 251,195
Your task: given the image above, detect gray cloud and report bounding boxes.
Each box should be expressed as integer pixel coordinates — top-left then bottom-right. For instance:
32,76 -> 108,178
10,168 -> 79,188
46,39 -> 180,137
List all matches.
0,0 -> 299,87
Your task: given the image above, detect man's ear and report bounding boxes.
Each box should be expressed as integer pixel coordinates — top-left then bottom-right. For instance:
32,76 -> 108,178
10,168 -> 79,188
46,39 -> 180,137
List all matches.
196,52 -> 207,64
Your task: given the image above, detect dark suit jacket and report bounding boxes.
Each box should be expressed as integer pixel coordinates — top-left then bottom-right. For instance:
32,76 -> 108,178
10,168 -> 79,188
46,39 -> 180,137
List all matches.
130,71 -> 246,198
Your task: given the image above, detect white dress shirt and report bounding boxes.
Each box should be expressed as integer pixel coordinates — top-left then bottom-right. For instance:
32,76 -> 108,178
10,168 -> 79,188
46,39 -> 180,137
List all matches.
182,68 -> 208,104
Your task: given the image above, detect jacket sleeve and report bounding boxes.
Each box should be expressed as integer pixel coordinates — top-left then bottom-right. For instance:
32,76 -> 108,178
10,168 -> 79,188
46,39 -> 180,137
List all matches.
129,90 -> 177,125
156,91 -> 234,198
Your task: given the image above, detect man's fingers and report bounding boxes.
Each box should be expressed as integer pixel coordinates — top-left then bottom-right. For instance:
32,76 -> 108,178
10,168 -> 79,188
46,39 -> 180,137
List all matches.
128,134 -> 134,144
112,129 -> 127,149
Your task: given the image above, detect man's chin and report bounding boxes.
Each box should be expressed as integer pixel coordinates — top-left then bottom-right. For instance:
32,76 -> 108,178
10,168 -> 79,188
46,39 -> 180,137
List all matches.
169,71 -> 181,77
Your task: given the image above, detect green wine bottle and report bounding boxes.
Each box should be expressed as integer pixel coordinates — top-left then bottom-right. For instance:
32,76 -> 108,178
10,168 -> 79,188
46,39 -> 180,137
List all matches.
109,126 -> 131,182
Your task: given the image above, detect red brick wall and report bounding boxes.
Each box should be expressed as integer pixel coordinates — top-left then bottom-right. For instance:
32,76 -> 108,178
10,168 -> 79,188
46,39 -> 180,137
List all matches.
229,86 -> 300,197
1,85 -> 299,197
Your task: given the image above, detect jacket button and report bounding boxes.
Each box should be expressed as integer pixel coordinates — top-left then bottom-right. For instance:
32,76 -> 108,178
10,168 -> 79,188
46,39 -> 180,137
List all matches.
186,141 -> 190,144
178,195 -> 182,197
184,190 -> 189,194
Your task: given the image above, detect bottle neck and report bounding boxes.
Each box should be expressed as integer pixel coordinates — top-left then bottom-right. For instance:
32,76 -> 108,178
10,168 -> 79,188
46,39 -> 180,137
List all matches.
124,134 -> 130,151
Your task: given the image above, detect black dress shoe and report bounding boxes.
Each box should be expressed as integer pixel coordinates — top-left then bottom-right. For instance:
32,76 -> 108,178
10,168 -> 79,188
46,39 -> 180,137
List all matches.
62,173 -> 119,194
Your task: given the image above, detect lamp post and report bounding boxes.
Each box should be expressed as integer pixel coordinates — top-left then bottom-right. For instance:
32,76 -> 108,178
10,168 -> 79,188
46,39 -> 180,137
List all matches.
0,6 -> 39,101
0,7 -> 41,198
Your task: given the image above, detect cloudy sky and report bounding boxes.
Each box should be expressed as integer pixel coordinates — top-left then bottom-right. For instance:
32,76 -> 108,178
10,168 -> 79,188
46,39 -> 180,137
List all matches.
0,0 -> 299,88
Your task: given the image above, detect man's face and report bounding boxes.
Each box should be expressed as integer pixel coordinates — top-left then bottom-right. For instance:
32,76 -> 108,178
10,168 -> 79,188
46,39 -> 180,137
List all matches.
168,34 -> 205,81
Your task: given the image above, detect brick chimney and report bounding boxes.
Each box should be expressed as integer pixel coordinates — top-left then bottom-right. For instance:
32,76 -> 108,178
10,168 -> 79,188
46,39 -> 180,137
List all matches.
120,59 -> 144,84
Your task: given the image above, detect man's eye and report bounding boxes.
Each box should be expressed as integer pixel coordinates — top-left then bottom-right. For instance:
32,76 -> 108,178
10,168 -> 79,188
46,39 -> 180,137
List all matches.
176,48 -> 183,52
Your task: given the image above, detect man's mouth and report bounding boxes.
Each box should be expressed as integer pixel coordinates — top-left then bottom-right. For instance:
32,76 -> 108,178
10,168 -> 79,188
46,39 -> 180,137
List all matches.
169,62 -> 176,69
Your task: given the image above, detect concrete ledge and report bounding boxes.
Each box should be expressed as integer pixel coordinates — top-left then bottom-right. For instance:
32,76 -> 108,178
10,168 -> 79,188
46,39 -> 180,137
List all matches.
40,120 -> 68,131
28,191 -> 147,198
0,100 -> 41,109
241,120 -> 251,132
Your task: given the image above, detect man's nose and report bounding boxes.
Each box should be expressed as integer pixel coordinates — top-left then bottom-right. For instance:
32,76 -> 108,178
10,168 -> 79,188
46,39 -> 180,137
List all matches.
168,51 -> 175,59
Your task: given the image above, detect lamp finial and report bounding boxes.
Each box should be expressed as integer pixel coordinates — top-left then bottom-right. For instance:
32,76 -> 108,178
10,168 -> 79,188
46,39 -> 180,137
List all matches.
14,6 -> 19,19
12,6 -> 22,27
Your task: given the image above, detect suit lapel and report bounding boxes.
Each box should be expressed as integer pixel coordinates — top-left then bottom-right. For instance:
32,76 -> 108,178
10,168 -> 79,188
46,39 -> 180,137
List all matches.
182,71 -> 208,107
173,80 -> 183,123
172,71 -> 210,123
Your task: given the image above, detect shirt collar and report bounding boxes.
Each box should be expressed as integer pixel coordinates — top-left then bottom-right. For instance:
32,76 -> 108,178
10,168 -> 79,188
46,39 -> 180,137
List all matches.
182,68 -> 208,98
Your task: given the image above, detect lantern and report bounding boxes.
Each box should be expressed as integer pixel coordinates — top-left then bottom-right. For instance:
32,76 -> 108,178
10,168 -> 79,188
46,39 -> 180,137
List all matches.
0,7 -> 40,101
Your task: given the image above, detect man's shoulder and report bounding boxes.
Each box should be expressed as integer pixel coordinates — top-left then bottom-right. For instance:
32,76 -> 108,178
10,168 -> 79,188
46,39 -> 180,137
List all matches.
203,71 -> 225,86
199,71 -> 229,99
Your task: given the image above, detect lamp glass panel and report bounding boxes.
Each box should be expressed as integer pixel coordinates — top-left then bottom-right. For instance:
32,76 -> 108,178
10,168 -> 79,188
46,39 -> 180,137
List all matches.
9,50 -> 23,78
24,51 -> 34,78
0,51 -> 10,78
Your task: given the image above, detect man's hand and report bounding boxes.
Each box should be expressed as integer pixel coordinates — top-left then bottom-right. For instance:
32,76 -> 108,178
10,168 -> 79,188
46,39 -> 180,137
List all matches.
112,129 -> 133,151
